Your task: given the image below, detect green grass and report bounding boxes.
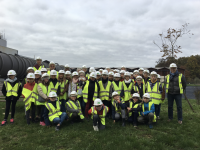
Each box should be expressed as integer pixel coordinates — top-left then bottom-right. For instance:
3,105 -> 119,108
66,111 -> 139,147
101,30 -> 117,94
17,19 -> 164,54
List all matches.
0,100 -> 200,150
187,84 -> 200,87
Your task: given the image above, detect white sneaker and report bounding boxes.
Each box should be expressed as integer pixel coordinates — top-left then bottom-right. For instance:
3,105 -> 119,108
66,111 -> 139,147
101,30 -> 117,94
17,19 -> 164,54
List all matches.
93,126 -> 99,131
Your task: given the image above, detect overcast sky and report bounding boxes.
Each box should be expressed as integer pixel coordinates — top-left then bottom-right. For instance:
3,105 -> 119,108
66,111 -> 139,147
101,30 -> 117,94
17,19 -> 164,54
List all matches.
0,0 -> 199,68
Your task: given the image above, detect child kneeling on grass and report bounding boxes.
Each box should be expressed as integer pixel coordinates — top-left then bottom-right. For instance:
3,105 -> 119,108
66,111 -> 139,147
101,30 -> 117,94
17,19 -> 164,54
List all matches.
44,92 -> 67,131
137,93 -> 156,129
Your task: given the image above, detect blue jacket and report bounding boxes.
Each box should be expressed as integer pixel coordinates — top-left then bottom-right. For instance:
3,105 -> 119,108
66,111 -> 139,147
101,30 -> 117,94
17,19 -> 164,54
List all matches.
44,100 -> 65,126
112,98 -> 125,120
140,101 -> 155,116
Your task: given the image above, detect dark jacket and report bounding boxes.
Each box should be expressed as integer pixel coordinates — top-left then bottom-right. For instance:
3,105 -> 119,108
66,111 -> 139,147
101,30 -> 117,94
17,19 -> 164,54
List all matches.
127,99 -> 142,112
167,72 -> 187,94
112,98 -> 125,120
135,83 -> 144,98
120,81 -> 135,98
1,79 -> 22,101
82,79 -> 100,99
44,100 -> 65,126
49,78 -> 61,96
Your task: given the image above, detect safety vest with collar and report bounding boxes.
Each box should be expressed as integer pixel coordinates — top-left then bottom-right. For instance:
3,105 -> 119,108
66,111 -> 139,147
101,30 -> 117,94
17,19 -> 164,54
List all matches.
37,83 -> 51,105
112,100 -> 125,114
112,81 -> 123,102
91,106 -> 108,125
146,81 -> 161,105
143,78 -> 151,84
133,84 -> 145,95
140,101 -> 156,122
66,100 -> 84,119
122,81 -> 133,101
4,81 -> 21,97
128,101 -> 142,116
45,100 -> 62,122
33,65 -> 45,71
86,73 -> 90,80
22,84 -> 38,111
82,80 -> 98,103
166,73 -> 183,94
99,81 -> 112,100
59,80 -> 68,100
47,70 -> 59,78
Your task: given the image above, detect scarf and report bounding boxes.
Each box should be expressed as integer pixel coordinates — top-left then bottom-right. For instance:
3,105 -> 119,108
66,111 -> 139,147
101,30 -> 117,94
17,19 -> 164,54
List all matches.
151,79 -> 157,84
102,78 -> 108,84
6,77 -> 17,83
170,70 -> 179,81
124,79 -> 131,83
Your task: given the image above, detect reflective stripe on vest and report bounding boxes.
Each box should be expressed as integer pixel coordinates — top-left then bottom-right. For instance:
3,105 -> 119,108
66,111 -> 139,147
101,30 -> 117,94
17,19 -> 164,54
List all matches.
45,101 -> 62,122
91,106 -> 107,125
67,100 -> 84,119
59,80 -> 67,100
4,81 -> 21,97
33,65 -> 44,71
128,101 -> 139,116
166,74 -> 183,94
82,81 -> 98,103
146,82 -> 161,105
122,81 -> 133,101
141,101 -> 156,122
112,100 -> 124,114
99,81 -> 111,100
50,82 -> 60,92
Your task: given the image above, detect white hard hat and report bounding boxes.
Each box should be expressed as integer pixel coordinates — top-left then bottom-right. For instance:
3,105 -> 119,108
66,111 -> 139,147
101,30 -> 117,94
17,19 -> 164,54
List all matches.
143,93 -> 150,99
94,98 -> 103,106
65,71 -> 71,75
34,70 -> 41,75
50,70 -> 57,76
102,70 -> 108,75
169,63 -> 177,68
133,70 -> 139,74
120,70 -> 125,74
99,69 -> 103,72
41,68 -> 47,72
58,70 -> 65,74
105,67 -> 110,69
27,67 -> 34,71
115,69 -> 120,73
121,66 -> 125,68
136,76 -> 143,80
109,71 -> 114,76
49,61 -> 55,66
79,70 -> 85,74
90,72 -> 96,78
70,91 -> 77,97
42,73 -> 50,78
27,73 -> 35,79
72,71 -> 79,76
124,72 -> 130,76
114,73 -> 120,78
7,70 -> 16,76
150,71 -> 157,76
112,91 -> 119,97
48,91 -> 57,98
96,71 -> 101,76
132,93 -> 140,98
143,70 -> 150,74
89,67 -> 95,73
65,64 -> 70,68
130,72 -> 133,75
157,74 -> 161,79
139,68 -> 144,71
36,56 -> 42,60
82,65 -> 87,69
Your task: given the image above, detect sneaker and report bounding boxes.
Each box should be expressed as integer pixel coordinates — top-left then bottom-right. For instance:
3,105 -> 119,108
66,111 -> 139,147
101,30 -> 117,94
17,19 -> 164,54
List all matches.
40,121 -> 46,126
10,118 -> 14,123
1,120 -> 7,126
93,126 -> 99,131
133,123 -> 137,128
55,126 -> 60,131
149,124 -> 153,129
178,120 -> 182,124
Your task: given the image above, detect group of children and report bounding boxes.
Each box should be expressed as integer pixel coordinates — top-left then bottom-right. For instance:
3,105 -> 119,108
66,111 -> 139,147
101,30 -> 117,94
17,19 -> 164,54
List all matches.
1,56 -> 165,131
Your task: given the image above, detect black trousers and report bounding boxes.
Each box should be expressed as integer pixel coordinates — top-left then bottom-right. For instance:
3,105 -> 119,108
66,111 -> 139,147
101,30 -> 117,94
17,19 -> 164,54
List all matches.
102,100 -> 111,117
26,102 -> 35,124
93,115 -> 105,130
4,99 -> 18,120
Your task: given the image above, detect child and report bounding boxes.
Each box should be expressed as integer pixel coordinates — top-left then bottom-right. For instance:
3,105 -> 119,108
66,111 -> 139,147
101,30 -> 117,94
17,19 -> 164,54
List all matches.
64,64 -> 70,72
82,65 -> 89,79
133,70 -> 140,82
88,99 -> 109,131
127,93 -> 142,127
87,67 -> 95,80
37,73 -> 51,126
66,91 -> 85,123
112,91 -> 126,126
112,73 -> 122,96
1,70 -> 22,126
105,67 -> 111,73
41,68 -> 47,75
157,74 -> 165,119
119,70 -> 125,82
96,71 -> 102,82
22,73 -> 37,124
47,61 -> 58,77
22,67 -> 34,87
49,70 -> 60,96
33,56 -> 44,71
44,92 -> 67,131
146,71 -> 163,119
133,76 -> 146,99
35,70 -> 42,122
139,68 -> 144,77
99,69 -> 103,75
68,71 -> 79,98
138,93 -> 156,129
143,70 -> 150,84
121,66 -> 126,71
108,71 -> 114,82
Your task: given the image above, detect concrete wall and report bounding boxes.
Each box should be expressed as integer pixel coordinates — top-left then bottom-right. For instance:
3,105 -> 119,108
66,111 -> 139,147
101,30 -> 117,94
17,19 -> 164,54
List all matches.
0,45 -> 18,55
0,39 -> 7,47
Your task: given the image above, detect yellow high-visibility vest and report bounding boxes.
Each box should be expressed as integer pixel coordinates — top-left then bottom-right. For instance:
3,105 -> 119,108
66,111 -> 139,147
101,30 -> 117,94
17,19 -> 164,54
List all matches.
82,80 -> 98,103
4,81 -> 21,97
91,106 -> 108,125
45,101 -> 62,122
99,81 -> 112,100
66,100 -> 84,119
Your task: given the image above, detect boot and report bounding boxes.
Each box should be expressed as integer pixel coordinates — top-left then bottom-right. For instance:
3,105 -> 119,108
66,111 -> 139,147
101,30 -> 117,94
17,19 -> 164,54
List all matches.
122,119 -> 126,127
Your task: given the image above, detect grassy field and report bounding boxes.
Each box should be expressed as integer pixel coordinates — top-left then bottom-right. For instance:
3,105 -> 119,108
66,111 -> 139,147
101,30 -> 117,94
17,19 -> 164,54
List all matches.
0,99 -> 200,150
187,84 -> 200,87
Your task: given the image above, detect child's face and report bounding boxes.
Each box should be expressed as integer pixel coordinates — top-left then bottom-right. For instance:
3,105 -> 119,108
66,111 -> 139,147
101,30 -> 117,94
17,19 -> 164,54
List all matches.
41,71 -> 47,75
121,68 -> 126,71
27,78 -> 34,83
96,75 -> 101,80
73,75 -> 79,80
71,96 -> 77,101
135,74 -> 139,77
115,77 -> 120,81
51,75 -> 56,79
95,105 -> 102,111
90,77 -> 95,81
35,74 -> 40,79
50,64 -> 55,70
66,75 -> 71,79
125,76 -> 130,80
113,95 -> 120,101
65,68 -> 70,71
144,73 -> 148,78
139,70 -> 143,75
120,73 -> 124,78
49,97 -> 56,101
136,79 -> 142,85
133,97 -> 139,103
44,78 -> 49,83
28,70 -> 34,74
79,74 -> 85,78
106,69 -> 110,72
131,75 -> 133,79
102,75 -> 108,80
36,60 -> 42,65
143,97 -> 149,103
151,75 -> 157,81
9,75 -> 15,80
83,68 -> 87,72
59,74 -> 64,79
108,75 -> 113,81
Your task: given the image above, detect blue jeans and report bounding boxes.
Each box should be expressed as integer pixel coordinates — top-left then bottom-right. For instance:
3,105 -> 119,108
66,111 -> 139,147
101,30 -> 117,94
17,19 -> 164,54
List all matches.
60,99 -> 66,112
53,112 -> 67,125
167,93 -> 182,121
155,104 -> 161,117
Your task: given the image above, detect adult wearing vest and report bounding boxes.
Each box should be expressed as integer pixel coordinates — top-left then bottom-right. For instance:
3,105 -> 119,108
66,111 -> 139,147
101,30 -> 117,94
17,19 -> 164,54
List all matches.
134,76 -> 146,99
143,70 -> 151,84
88,99 -> 109,131
99,70 -> 112,118
37,73 -> 51,126
111,92 -> 126,126
66,91 -> 85,123
82,72 -> 100,119
157,74 -> 165,119
96,71 -> 102,82
111,73 -> 123,101
146,71 -> 163,119
33,56 -> 45,71
22,73 -> 38,124
49,70 -> 60,97
1,70 -> 22,126
138,93 -> 156,129
127,93 -> 142,127
44,92 -> 67,131
58,70 -> 68,112
47,61 -> 58,78
166,63 -> 186,124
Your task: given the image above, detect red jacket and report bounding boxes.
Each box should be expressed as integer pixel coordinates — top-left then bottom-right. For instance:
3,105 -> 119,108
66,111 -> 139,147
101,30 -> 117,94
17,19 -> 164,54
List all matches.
88,105 -> 109,116
22,82 -> 35,98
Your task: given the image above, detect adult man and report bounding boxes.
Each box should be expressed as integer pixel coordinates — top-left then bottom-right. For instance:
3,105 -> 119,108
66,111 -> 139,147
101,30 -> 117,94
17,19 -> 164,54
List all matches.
33,56 -> 44,71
